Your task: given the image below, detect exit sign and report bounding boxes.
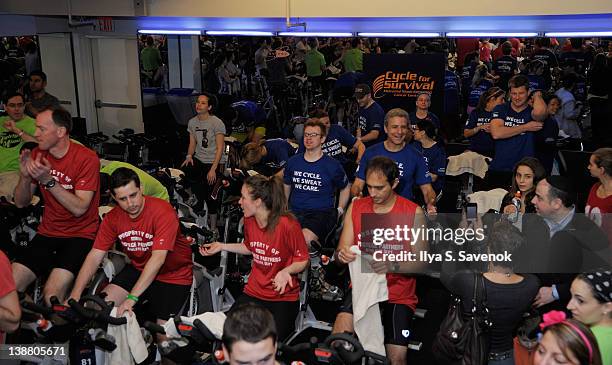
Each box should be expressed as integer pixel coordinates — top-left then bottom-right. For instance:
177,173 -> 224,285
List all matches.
97,17 -> 114,32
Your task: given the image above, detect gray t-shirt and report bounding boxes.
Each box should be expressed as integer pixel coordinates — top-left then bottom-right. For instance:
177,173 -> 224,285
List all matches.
27,92 -> 60,117
187,114 -> 226,164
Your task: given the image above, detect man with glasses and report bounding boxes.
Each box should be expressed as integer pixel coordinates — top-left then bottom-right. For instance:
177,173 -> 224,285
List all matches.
296,108 -> 365,182
355,84 -> 385,147
284,119 -> 350,248
0,92 -> 36,199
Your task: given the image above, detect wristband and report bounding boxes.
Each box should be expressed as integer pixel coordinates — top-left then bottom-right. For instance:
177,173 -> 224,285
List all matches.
337,207 -> 344,216
18,130 -> 24,137
126,294 -> 139,302
186,154 -> 193,159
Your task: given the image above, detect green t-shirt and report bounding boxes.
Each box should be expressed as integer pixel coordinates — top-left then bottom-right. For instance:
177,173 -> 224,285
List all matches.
141,46 -> 162,72
305,49 -> 326,77
341,48 -> 363,72
0,116 -> 36,173
591,325 -> 612,365
100,161 -> 169,201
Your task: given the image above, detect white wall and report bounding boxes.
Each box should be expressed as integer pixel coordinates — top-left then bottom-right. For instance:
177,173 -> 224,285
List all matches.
2,0 -> 611,18
0,0 -> 136,16
38,33 -> 78,116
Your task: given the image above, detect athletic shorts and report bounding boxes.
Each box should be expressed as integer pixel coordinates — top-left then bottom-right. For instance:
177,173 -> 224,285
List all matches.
233,294 -> 299,342
338,289 -> 414,346
294,208 -> 338,247
111,264 -> 191,320
15,234 -> 93,277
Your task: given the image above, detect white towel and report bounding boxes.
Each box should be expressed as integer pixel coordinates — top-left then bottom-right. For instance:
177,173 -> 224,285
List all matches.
348,246 -> 388,356
467,188 -> 509,213
163,312 -> 225,340
105,308 -> 149,365
446,151 -> 491,178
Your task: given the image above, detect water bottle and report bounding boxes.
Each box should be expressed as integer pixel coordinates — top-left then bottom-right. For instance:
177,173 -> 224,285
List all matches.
37,318 -> 53,332
510,191 -> 522,222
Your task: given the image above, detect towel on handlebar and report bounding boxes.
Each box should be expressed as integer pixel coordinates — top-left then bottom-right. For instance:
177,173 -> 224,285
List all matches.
446,151 -> 491,178
348,246 -> 388,356
106,307 -> 149,365
467,188 -> 508,213
163,311 -> 227,341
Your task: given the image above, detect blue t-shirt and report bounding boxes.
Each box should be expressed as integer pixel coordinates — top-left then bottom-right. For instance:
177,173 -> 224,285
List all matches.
408,111 -> 441,129
535,116 -> 559,174
298,124 -> 356,163
413,142 -> 446,193
262,138 -> 296,167
559,51 -> 588,75
334,71 -> 367,89
493,55 -> 517,90
527,75 -> 545,91
489,102 -> 536,172
232,100 -> 266,125
465,109 -> 495,154
468,79 -> 493,107
284,153 -> 348,212
461,62 -> 477,95
357,102 -> 385,147
444,70 -> 461,114
356,142 -> 431,200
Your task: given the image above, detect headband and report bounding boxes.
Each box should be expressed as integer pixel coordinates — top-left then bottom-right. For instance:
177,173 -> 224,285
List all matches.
539,311 -> 593,363
583,270 -> 612,303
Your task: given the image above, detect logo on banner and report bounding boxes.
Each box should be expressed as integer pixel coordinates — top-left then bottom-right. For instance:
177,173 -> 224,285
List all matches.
372,71 -> 435,99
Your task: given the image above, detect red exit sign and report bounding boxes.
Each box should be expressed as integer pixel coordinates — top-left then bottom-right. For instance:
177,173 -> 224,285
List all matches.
97,17 -> 114,32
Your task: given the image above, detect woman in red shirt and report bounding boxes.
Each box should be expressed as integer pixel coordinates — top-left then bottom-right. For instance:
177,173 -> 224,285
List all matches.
586,148 -> 612,244
200,175 -> 309,340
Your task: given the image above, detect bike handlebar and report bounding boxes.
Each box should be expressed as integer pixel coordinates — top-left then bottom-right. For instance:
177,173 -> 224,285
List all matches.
67,299 -> 127,325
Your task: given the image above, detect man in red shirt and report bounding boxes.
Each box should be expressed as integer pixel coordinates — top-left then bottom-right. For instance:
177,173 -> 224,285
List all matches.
12,107 -> 100,305
334,156 -> 427,365
0,250 -> 20,344
69,167 -> 193,323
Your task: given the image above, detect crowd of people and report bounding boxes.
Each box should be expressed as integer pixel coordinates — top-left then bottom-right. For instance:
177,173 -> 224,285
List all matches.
0,35 -> 611,365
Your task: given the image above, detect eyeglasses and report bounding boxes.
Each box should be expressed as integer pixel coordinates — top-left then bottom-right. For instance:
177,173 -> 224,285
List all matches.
304,133 -> 321,138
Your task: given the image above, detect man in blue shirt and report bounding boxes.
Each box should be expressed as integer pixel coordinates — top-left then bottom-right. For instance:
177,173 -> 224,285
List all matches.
240,138 -> 296,176
489,74 -> 547,189
297,108 -> 365,181
355,84 -> 385,147
284,119 -> 350,247
408,93 -> 440,130
352,108 -> 437,214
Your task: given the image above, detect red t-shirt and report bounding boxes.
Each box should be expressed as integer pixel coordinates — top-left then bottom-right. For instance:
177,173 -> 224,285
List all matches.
586,183 -> 612,244
0,251 -> 16,343
492,46 -> 518,61
243,215 -> 309,302
32,142 -> 100,240
480,42 -> 492,62
93,196 -> 193,286
351,196 -> 418,310
456,38 -> 480,68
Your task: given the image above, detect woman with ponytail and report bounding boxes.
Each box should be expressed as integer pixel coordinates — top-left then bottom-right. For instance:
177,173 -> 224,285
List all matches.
200,174 -> 308,341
